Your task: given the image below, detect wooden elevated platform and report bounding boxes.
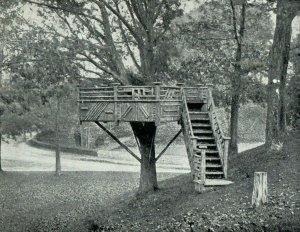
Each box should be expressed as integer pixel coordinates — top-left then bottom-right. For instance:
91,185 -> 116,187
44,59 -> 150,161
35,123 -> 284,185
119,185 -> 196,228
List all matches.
78,83 -> 232,190
78,83 -> 209,124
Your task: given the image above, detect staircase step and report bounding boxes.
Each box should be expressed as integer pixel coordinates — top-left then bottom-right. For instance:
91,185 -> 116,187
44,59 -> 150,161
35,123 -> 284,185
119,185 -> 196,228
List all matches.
189,111 -> 209,115
196,137 -> 215,141
193,129 -> 213,134
206,171 -> 224,175
206,157 -> 221,161
192,123 -> 211,128
196,144 -> 217,149
204,179 -> 233,186
195,150 -> 218,154
205,150 -> 219,154
206,164 -> 222,168
191,118 -> 210,122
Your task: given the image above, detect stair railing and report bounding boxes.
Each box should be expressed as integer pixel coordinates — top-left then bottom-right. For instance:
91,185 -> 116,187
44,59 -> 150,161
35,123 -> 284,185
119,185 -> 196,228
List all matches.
181,90 -> 197,172
207,86 -> 231,178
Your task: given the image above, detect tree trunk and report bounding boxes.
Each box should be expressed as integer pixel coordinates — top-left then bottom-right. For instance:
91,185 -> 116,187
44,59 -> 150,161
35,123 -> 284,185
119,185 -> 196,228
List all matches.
131,122 -> 158,193
55,142 -> 61,175
229,2 -> 246,156
252,172 -> 268,207
229,90 -> 240,156
0,133 -> 2,172
265,0 -> 299,147
55,99 -> 61,175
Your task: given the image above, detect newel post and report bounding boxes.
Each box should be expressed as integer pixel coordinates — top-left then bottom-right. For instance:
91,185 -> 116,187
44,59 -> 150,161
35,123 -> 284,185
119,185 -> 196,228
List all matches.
153,82 -> 162,126
195,145 -> 207,193
223,138 -> 230,178
206,83 -> 213,111
112,83 -> 120,124
177,83 -> 184,92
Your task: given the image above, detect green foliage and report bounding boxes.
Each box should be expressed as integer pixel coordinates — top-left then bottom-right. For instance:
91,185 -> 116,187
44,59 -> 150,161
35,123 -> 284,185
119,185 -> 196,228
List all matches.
169,0 -> 272,104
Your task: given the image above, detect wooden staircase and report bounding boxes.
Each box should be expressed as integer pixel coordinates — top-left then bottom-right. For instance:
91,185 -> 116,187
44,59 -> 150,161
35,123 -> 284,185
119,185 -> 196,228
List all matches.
181,88 -> 233,192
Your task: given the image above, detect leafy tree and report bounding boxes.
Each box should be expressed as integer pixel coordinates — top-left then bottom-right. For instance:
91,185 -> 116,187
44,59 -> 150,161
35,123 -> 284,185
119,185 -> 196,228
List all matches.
0,0 -> 25,171
23,0 -> 183,193
6,21 -> 80,174
170,0 -> 272,155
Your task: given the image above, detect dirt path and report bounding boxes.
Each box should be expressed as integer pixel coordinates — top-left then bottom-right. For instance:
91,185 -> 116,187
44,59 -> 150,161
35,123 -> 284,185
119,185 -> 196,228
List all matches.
2,140 -> 263,172
1,141 -> 190,173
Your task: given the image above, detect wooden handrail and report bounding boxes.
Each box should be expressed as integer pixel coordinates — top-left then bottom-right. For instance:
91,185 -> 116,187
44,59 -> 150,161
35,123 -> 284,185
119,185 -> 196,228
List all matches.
208,89 -> 230,140
182,91 -> 194,138
79,85 -> 209,103
207,88 -> 230,178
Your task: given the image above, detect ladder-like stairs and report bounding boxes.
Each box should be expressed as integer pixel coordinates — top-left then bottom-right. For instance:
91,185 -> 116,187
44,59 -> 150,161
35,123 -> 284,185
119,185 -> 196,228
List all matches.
181,99 -> 233,189
189,108 -> 225,181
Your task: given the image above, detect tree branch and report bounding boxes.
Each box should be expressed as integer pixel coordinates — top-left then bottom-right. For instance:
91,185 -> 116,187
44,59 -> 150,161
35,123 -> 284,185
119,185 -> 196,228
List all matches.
99,0 -> 142,45
230,0 -> 240,45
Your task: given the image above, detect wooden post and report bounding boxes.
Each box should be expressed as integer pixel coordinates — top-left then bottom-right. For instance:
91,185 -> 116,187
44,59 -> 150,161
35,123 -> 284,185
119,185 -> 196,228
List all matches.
112,83 -> 119,124
205,84 -> 213,111
195,145 -> 207,193
223,139 -> 230,178
252,172 -> 268,207
177,83 -> 184,93
153,82 -> 161,126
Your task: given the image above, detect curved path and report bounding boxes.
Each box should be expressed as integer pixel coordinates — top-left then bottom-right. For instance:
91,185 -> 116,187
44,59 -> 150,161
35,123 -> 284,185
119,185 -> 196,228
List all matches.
1,140 -> 263,173
1,140 -> 190,173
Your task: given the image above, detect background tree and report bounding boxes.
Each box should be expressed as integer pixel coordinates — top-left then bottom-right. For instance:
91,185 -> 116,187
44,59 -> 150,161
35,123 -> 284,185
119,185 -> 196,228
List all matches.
265,0 -> 300,147
0,0 -> 24,172
6,22 -> 80,174
170,0 -> 272,155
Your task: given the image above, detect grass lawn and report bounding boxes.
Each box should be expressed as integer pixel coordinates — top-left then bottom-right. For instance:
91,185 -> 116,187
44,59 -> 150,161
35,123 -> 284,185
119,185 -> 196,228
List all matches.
0,132 -> 299,231
0,172 -> 178,232
69,132 -> 300,232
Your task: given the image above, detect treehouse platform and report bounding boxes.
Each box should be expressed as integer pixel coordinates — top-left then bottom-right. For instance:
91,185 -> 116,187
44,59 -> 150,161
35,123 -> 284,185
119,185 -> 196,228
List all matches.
78,83 -> 208,124
78,83 -> 232,191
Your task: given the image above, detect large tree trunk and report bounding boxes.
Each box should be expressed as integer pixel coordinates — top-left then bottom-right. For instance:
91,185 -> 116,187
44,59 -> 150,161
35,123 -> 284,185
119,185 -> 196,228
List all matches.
131,122 -> 158,193
0,133 -> 2,172
229,2 -> 246,156
265,0 -> 299,147
229,82 -> 240,156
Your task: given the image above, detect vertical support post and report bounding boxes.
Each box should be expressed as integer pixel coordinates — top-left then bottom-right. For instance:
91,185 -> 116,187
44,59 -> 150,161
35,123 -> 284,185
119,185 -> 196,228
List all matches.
252,172 -> 268,207
112,83 -> 119,125
153,82 -> 161,126
195,145 -> 207,193
200,149 -> 206,186
197,83 -> 204,103
177,83 -> 184,92
190,137 -> 198,178
177,83 -> 185,124
80,123 -> 84,148
223,139 -> 230,178
205,83 -> 213,111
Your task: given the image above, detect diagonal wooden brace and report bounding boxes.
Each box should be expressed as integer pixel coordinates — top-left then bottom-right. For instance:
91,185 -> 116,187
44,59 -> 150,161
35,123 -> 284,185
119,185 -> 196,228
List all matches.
95,121 -> 141,163
155,129 -> 182,162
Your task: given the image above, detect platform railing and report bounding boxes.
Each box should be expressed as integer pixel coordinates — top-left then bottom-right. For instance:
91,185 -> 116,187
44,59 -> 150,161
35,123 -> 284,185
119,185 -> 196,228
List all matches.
79,84 -> 210,123
207,86 -> 230,178
79,84 -> 209,103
